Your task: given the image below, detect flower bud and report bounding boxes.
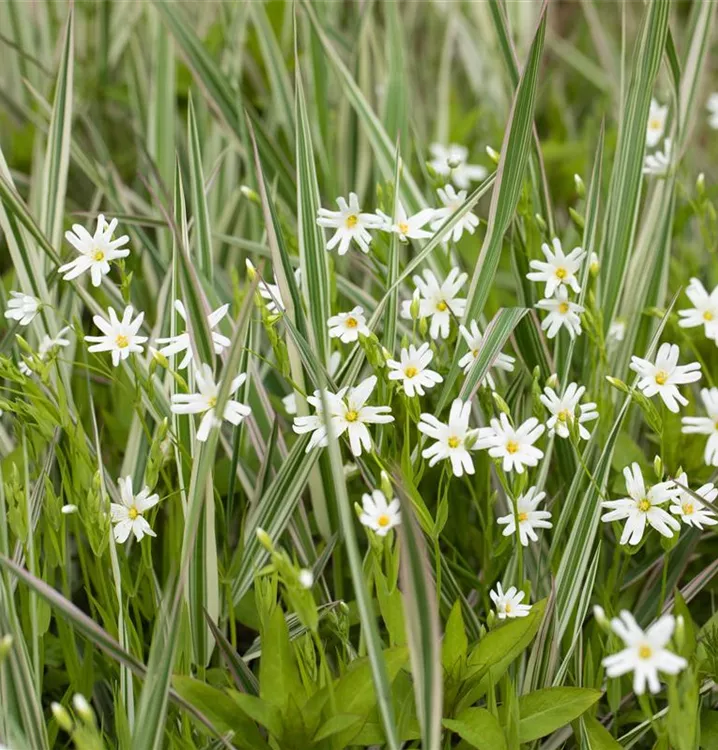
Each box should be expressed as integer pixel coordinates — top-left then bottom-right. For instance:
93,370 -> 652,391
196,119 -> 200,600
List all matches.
534,214 -> 547,233
568,207 -> 585,231
61,504 -> 78,515
486,146 -> 500,164
674,614 -> 685,650
0,634 -> 13,661
409,289 -> 421,321
546,373 -> 559,389
72,693 -> 95,725
240,185 -> 260,204
298,569 -> 314,589
418,316 -> 428,338
697,172 -> 706,199
574,173 -> 585,198
245,258 -> 257,280
150,347 -> 169,369
593,605 -> 610,631
605,376 -> 629,394
51,702 -> 74,733
492,392 -> 511,416
653,455 -> 663,480
590,252 -> 600,276
255,528 -> 273,552
380,471 -> 393,501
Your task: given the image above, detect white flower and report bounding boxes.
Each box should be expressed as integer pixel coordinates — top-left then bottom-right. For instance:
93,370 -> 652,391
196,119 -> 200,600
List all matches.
646,98 -> 668,147
490,583 -> 531,620
386,343 -> 443,397
540,382 -> 598,440
535,287 -> 584,339
457,321 -> 515,388
85,306 -> 147,367
377,202 -> 436,242
4,292 -> 40,326
677,278 -> 718,342
476,413 -> 545,474
526,238 -> 585,298
707,93 -> 718,129
61,504 -> 78,515
400,268 -> 468,340
359,489 -> 401,536
110,476 -> 160,543
609,320 -> 626,342
602,611 -> 686,695
682,387 -> 718,466
298,569 -> 314,589
327,306 -> 370,343
18,326 -> 72,375
643,138 -> 672,176
170,364 -> 251,442
428,143 -> 487,189
59,215 -> 130,287
669,472 -> 717,530
630,342 -> 701,413
496,486 -> 552,546
316,192 -> 383,255
155,300 -> 231,370
246,259 -> 302,314
589,252 -> 600,275
293,389 -> 337,451
418,398 -> 478,477
327,375 -> 394,456
601,463 -> 681,545
430,185 -> 479,243
284,352 -> 341,415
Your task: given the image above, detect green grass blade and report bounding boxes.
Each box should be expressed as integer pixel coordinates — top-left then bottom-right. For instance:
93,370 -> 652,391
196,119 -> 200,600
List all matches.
187,95 -> 214,282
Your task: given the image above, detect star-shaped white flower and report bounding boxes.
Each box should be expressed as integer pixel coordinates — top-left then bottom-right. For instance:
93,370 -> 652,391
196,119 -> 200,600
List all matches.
284,352 -> 341,416
681,387 -> 718,466
316,192 -> 383,255
476,413 -> 545,474
170,363 -> 251,442
643,138 -> 672,176
602,611 -> 686,695
490,582 -> 532,620
386,343 -> 443,398
630,342 -> 701,413
527,238 -> 585,299
458,320 -> 516,388
646,98 -> 668,148
401,268 -> 468,340
18,326 -> 72,375
707,93 -> 718,130
601,463 -> 681,545
292,388 -> 341,451
540,382 -> 598,440
535,287 -> 584,339
155,300 -> 231,370
377,202 -> 436,242
327,375 -> 394,456
418,398 -> 478,477
246,259 -> 302,314
4,292 -> 40,326
85,306 -> 148,367
677,278 -> 718,342
428,143 -> 487,189
670,472 -> 717,530
430,185 -> 479,243
359,489 -> 401,536
59,215 -> 130,287
496,486 -> 552,546
110,476 -> 160,543
327,306 -> 371,344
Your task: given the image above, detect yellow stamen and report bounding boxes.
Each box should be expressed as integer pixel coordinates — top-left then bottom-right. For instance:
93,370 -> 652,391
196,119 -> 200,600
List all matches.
558,302 -> 570,314
345,410 -> 359,422
683,502 -> 694,516
398,222 -> 410,235
128,506 -> 139,520
649,118 -> 662,130
345,214 -> 358,229
638,499 -> 651,512
93,248 -> 105,261
654,370 -> 668,385
207,396 -> 217,408
115,334 -> 129,348
506,440 -> 519,454
704,311 -> 714,321
557,409 -> 571,423
555,267 -> 567,280
345,317 -> 358,328
472,349 -> 479,358
436,300 -> 448,312
377,514 -> 390,527
638,644 -> 652,659
505,602 -> 512,613
447,436 -> 461,449
404,366 -> 418,378
518,512 -> 528,522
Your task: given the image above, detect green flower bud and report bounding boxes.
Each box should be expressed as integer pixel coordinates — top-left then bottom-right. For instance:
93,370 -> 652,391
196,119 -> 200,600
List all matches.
380,471 -> 393,500
574,173 -> 585,198
605,376 -> 629,394
0,634 -> 13,662
486,146 -> 500,164
255,528 -> 273,552
240,186 -> 260,204
51,702 -> 74,733
492,392 -> 511,415
654,455 -> 663,480
697,172 -> 706,199
534,214 -> 547,233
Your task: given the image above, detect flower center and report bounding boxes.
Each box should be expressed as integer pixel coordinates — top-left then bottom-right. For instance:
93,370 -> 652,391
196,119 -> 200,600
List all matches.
555,267 -> 567,280
128,505 -> 140,520
207,396 -> 217,408
704,311 -> 714,321
377,514 -> 390,527
471,348 -> 479,358
558,302 -> 570,314
649,118 -> 662,130
345,317 -> 358,328
638,644 -> 652,660
398,221 -> 410,235
683,502 -> 694,515
518,512 -> 528,522
92,248 -> 105,261
654,370 -> 669,385
404,366 -> 418,378
345,410 -> 359,422
447,436 -> 461,449
504,602 -> 512,613
115,334 -> 129,348
506,440 -> 519,454
638,498 -> 651,512
436,300 -> 448,312
345,214 -> 359,229
557,409 -> 571,423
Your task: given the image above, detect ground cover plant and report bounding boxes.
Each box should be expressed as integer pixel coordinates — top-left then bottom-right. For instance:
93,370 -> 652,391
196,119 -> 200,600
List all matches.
2,0 -> 718,748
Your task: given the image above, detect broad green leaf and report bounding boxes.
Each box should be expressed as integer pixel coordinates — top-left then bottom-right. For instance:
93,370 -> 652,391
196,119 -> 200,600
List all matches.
517,687 -> 602,743
229,691 -> 284,738
442,599 -> 469,676
582,715 -> 624,750
443,708 -> 507,750
313,714 -> 363,743
259,605 -> 306,713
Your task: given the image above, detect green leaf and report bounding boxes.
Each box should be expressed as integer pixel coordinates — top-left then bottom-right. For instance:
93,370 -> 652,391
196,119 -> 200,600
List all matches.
443,708 -> 507,750
442,599 -> 468,676
187,94 -> 214,281
517,687 -> 602,743
172,677 -> 270,750
313,714 -> 364,743
259,605 -> 306,713
582,715 -> 623,749
229,691 -> 284,738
